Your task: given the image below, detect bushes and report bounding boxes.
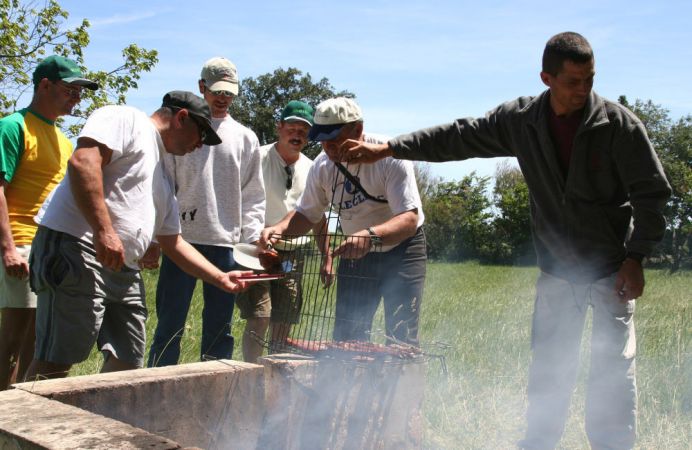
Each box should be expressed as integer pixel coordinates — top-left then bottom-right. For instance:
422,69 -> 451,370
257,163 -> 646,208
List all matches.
422,166 -> 534,265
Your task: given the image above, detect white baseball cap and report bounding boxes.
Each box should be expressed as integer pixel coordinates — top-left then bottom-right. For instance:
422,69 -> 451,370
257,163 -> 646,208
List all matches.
308,97 -> 362,141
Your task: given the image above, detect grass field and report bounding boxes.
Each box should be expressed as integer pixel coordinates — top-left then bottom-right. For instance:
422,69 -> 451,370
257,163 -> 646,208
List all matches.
73,262 -> 691,449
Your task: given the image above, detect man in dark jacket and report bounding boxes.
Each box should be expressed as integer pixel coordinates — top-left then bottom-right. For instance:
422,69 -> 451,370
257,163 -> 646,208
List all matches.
340,32 -> 671,450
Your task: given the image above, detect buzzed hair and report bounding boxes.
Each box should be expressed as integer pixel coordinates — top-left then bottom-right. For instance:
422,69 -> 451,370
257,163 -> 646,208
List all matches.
542,32 -> 594,75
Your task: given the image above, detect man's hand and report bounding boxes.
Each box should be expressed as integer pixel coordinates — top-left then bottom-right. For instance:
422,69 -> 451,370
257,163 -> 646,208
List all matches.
338,140 -> 392,163
331,229 -> 372,260
94,228 -> 125,271
259,227 -> 280,249
138,242 -> 160,270
614,258 -> 645,302
217,270 -> 253,293
2,248 -> 29,280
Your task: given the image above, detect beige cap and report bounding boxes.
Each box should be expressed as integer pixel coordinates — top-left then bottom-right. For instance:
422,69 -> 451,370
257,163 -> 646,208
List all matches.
313,97 -> 362,125
200,57 -> 239,95
308,97 -> 363,141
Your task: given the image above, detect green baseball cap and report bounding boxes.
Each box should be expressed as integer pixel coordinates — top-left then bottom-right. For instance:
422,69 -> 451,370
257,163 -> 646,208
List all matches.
280,100 -> 314,126
32,55 -> 99,90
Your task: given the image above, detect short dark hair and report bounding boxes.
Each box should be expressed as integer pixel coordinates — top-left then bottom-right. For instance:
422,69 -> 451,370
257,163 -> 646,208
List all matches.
542,32 -> 593,75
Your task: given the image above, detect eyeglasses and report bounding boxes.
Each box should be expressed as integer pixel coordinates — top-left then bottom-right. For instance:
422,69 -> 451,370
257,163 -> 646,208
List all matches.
54,81 -> 82,99
284,165 -> 294,190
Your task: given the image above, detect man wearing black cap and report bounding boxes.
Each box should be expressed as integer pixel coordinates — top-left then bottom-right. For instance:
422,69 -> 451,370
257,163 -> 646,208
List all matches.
25,91 -> 251,380
0,55 -> 98,389
149,57 -> 265,367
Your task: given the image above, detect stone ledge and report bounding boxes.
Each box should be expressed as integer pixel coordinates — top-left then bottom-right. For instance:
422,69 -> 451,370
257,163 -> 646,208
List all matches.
0,389 -> 180,449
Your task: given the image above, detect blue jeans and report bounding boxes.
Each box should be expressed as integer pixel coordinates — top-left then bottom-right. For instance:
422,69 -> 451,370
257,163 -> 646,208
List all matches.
148,244 -> 237,367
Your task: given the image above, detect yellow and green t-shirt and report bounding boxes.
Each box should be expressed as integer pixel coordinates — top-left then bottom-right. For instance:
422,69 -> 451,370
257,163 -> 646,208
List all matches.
0,108 -> 72,245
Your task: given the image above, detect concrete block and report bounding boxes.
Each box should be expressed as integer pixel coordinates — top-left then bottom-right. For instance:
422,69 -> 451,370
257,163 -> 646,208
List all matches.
13,360 -> 264,450
0,388 -> 180,449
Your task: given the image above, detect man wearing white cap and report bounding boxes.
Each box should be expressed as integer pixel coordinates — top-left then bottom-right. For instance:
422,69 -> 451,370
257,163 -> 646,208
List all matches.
260,97 -> 426,346
148,57 -> 265,367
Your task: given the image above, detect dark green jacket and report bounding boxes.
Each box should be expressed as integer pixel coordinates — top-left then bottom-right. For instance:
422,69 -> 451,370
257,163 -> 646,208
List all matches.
390,90 -> 671,282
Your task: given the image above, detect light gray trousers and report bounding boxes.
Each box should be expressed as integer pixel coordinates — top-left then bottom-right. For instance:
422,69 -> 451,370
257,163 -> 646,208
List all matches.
520,271 -> 637,450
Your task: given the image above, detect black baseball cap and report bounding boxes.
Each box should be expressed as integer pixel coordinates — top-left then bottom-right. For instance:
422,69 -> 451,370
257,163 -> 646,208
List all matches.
161,90 -> 222,145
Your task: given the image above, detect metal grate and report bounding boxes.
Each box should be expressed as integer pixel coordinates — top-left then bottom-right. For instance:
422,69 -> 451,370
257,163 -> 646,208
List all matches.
248,161 -> 437,363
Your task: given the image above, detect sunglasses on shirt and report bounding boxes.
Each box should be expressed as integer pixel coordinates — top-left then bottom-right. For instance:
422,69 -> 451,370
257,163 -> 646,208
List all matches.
284,165 -> 293,190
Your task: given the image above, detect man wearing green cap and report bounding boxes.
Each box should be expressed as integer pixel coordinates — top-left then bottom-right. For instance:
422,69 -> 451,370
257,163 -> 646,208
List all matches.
0,55 -> 98,390
236,100 -> 328,362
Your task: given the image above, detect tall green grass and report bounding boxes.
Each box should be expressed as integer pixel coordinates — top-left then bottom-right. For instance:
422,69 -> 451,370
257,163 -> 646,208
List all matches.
72,262 -> 690,449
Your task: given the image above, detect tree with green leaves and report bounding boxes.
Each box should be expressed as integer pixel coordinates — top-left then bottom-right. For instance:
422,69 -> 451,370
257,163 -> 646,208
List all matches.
423,174 -> 493,261
485,161 -> 533,264
619,96 -> 691,271
228,67 -> 353,159
0,0 -> 158,135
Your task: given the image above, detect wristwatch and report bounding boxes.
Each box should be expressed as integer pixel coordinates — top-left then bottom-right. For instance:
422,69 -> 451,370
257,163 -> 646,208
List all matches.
367,227 -> 382,248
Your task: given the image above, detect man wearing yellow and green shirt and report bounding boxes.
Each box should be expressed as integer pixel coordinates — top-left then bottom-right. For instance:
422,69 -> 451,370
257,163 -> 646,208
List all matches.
0,55 -> 98,389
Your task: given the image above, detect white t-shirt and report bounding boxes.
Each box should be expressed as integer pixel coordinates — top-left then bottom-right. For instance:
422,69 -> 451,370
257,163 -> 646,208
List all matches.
261,143 -> 312,226
296,133 -> 424,252
261,143 -> 313,250
36,105 -> 180,270
162,114 -> 265,246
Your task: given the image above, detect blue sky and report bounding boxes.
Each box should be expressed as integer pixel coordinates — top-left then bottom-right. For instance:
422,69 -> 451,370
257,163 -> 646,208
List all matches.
57,0 -> 691,181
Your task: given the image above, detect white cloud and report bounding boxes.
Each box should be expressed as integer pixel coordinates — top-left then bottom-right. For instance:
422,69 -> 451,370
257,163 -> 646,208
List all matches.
87,11 -> 160,28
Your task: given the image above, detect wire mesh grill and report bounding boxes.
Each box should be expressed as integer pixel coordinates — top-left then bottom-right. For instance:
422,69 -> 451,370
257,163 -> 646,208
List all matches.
249,161 -> 443,364
249,231 -> 428,363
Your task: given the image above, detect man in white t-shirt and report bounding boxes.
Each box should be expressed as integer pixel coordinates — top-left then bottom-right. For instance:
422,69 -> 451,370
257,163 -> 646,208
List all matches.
236,100 -> 328,362
25,91 -> 251,380
148,57 -> 265,367
261,97 -> 426,345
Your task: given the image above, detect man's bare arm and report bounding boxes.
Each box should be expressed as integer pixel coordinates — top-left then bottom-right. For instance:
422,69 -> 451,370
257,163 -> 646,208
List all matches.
332,209 -> 419,259
260,210 -> 315,249
68,137 -> 124,271
157,234 -> 251,293
0,181 -> 28,279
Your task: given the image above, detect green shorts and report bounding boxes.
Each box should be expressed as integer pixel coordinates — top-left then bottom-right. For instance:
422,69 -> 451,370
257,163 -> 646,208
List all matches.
30,227 -> 147,367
